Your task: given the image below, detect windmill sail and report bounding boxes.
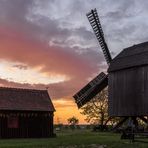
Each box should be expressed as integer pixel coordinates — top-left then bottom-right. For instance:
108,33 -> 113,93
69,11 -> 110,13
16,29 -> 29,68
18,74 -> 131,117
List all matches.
87,8 -> 112,64
73,72 -> 108,108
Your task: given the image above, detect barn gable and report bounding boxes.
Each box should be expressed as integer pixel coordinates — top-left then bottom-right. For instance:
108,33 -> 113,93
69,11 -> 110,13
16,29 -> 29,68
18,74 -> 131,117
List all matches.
0,87 -> 55,112
108,42 -> 148,72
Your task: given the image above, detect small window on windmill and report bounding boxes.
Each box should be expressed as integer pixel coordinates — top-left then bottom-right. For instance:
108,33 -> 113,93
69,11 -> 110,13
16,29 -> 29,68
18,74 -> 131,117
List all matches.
7,115 -> 19,128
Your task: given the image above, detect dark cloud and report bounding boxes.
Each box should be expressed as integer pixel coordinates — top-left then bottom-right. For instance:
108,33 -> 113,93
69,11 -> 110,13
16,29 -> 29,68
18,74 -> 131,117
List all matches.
12,64 -> 28,70
0,0 -> 33,24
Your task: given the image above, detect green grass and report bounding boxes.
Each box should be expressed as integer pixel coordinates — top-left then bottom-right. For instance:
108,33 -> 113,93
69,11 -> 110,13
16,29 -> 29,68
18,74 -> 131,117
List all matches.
0,130 -> 148,148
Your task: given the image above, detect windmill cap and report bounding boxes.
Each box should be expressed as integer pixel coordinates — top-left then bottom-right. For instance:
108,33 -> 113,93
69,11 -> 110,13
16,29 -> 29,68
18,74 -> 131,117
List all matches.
108,41 -> 148,72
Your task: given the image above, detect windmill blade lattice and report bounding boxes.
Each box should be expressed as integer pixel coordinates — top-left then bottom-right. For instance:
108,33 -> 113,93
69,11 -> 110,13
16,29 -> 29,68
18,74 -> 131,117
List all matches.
73,72 -> 108,108
87,8 -> 112,65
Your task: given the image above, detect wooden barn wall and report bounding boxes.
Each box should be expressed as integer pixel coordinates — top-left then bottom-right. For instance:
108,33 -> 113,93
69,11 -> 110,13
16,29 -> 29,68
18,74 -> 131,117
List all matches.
108,66 -> 148,117
0,111 -> 54,138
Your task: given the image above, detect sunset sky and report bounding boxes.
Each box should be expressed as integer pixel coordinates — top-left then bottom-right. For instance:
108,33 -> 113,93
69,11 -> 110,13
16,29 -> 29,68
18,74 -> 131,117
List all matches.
0,0 -> 148,124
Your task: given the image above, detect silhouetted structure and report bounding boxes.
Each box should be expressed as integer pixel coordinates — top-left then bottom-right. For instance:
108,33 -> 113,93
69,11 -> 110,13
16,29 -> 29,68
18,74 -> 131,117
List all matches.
73,9 -> 148,128
0,87 -> 55,138
108,42 -> 148,117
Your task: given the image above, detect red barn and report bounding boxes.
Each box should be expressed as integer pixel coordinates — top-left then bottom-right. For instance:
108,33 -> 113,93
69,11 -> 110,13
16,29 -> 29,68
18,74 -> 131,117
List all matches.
0,87 -> 55,138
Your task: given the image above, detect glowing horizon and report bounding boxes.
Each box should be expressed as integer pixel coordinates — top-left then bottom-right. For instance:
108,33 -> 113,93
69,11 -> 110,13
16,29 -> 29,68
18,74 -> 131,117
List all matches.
53,99 -> 87,124
0,60 -> 69,85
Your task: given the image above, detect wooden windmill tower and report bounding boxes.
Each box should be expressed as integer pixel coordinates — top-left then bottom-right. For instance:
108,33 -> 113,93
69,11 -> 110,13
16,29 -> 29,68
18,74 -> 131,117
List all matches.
73,9 -> 148,128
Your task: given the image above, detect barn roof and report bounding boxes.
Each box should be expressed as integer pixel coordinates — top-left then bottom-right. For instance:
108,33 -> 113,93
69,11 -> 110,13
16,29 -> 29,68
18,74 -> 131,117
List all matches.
108,42 -> 148,72
0,87 -> 55,112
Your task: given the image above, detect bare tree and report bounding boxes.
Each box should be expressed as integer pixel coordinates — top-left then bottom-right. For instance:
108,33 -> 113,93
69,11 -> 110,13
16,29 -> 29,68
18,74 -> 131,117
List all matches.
81,88 -> 108,127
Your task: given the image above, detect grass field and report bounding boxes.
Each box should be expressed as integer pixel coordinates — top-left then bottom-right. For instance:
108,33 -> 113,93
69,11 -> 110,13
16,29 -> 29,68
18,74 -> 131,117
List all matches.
0,130 -> 148,148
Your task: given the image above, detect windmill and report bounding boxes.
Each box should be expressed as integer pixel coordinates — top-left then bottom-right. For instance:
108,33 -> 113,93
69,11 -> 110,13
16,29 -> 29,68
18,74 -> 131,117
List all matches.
73,9 -> 111,109
73,8 -> 148,129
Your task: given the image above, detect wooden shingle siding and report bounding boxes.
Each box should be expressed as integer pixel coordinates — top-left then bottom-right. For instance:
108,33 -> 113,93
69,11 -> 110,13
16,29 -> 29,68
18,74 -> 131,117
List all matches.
0,111 -> 54,138
109,66 -> 148,116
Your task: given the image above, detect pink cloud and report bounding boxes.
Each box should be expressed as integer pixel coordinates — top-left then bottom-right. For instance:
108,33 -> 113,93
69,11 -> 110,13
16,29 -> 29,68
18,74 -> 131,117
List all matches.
0,25 -> 101,99
0,0 -> 106,100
